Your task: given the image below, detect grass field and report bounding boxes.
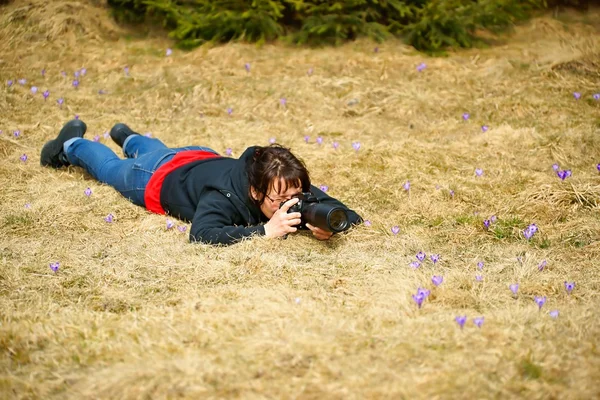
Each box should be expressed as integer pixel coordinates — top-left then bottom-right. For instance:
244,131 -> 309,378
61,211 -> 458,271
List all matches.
1,1 -> 600,398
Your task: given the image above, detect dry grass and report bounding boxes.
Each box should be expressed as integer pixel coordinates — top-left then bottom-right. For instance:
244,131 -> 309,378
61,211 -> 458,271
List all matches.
1,0 -> 600,398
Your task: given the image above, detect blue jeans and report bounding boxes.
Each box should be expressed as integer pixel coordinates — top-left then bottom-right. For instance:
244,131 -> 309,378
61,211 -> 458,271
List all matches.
64,135 -> 218,207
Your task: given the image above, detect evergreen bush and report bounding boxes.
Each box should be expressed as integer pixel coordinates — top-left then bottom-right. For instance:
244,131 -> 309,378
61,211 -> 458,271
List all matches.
106,0 -> 587,52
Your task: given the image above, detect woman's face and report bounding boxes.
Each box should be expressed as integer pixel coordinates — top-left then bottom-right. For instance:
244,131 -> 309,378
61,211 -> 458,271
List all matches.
252,178 -> 303,219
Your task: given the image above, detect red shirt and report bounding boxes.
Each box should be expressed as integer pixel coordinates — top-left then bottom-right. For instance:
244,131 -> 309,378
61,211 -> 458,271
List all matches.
144,150 -> 221,214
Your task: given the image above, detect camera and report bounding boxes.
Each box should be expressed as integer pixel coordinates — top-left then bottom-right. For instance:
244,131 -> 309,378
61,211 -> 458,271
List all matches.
280,192 -> 350,233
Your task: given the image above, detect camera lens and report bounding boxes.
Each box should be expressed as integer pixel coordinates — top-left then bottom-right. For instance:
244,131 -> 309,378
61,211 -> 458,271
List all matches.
328,209 -> 349,232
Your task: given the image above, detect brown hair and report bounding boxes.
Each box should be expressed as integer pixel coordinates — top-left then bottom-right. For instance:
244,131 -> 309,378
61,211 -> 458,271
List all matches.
247,144 -> 311,206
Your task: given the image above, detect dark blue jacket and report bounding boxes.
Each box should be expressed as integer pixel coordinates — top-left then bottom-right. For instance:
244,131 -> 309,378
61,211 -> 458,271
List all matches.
160,146 -> 362,245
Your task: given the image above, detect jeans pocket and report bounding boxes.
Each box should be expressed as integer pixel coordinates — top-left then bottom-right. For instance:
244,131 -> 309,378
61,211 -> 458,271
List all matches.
151,151 -> 177,172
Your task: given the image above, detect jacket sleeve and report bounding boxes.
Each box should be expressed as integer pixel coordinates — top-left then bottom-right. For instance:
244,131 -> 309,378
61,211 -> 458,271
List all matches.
190,190 -> 265,245
309,185 -> 363,228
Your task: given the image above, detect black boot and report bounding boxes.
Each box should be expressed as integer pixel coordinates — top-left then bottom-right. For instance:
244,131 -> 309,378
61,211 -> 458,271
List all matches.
110,123 -> 139,148
40,119 -> 87,168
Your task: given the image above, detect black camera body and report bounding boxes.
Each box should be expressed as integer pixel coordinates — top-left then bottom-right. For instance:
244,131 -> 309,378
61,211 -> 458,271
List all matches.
280,192 -> 350,233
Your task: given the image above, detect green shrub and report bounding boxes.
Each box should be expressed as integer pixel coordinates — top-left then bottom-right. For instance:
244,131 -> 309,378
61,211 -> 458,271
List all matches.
106,0 -> 561,52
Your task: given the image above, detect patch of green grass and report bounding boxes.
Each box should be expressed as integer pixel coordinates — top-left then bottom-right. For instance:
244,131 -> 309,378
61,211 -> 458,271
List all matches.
454,214 -> 478,226
519,356 -> 542,380
4,214 -> 34,229
491,216 -> 525,240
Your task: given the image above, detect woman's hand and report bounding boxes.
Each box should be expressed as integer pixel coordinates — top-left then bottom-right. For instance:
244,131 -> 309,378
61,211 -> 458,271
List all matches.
305,223 -> 334,240
264,198 -> 302,238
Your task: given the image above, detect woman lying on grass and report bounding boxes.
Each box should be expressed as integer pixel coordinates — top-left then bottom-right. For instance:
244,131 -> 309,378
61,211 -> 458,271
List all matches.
40,119 -> 362,245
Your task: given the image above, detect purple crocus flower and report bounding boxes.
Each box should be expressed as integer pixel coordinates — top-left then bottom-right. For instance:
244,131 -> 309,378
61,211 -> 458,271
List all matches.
319,185 -> 328,192
490,215 -> 497,223
303,135 -> 310,143
103,131 -> 110,139
449,190 -> 455,197
552,163 -> 560,171
477,261 -> 484,270
473,317 -> 484,328
416,252 -> 426,262
61,71 -> 67,77
509,283 -> 519,295
557,169 -> 571,180
410,261 -> 421,269
166,48 -> 172,56
269,137 -> 276,144
104,213 -> 114,223
43,90 -> 50,100
374,47 -> 379,53
412,293 -> 425,308
538,259 -> 547,271
475,168 -> 483,177
18,79 -> 26,85
462,112 -> 470,121
93,135 -> 100,142
13,130 -> 21,138
124,66 -> 130,76
534,296 -> 546,310
80,68 -> 87,76
166,219 -> 175,229
74,71 -> 80,78
177,225 -> 187,233
483,219 -> 491,229
49,262 -> 60,273
481,125 -> 489,133
432,275 -> 443,287
7,79 -> 13,87
364,220 -> 372,227
593,93 -> 600,101
225,148 -> 232,156
455,315 -> 467,329
98,89 -> 107,95
72,80 -> 79,89
57,98 -> 64,108
280,98 -> 287,107
84,187 -> 92,197
418,288 -> 430,298
41,68 -> 46,77
549,310 -> 559,319
316,136 -> 323,145
564,281 -> 575,294
307,67 -> 314,76
597,163 -> 600,172
31,86 -> 38,94
475,275 -> 483,281
416,63 -> 427,72
244,62 -> 250,72
391,226 -> 400,235
143,132 -> 152,137
75,115 -> 79,120
227,107 -> 233,115
20,154 -> 27,162
430,254 -> 440,264
573,92 -> 581,100
352,142 -> 361,151
403,181 -> 410,191
523,223 -> 537,240
24,203 -> 31,209
332,141 -> 339,149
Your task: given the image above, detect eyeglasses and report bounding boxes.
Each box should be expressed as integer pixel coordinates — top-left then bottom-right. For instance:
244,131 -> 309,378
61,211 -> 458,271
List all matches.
265,193 -> 299,204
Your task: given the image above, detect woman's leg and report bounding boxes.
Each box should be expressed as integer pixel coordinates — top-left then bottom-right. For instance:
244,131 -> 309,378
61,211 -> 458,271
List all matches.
64,138 -> 176,207
122,135 -> 170,159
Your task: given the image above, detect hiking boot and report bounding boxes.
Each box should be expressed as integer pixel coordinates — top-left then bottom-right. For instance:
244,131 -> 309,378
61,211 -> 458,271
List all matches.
110,123 -> 139,148
40,119 -> 87,168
